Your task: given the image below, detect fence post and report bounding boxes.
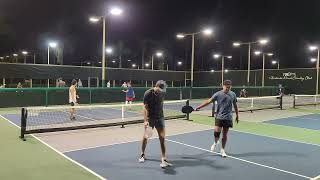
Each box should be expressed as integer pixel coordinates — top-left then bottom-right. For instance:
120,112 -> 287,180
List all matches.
89,88 -> 92,104
45,89 -> 48,107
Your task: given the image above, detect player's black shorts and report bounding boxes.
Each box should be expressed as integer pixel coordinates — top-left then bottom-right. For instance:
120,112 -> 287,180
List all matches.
215,119 -> 233,128
148,118 -> 165,129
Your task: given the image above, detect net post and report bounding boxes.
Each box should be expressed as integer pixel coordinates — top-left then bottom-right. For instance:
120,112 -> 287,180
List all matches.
293,95 -> 296,109
20,108 -> 27,141
251,98 -> 254,108
121,103 -> 125,128
185,100 -> 192,121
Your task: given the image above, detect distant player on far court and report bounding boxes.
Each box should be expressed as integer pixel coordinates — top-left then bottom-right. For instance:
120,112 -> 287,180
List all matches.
196,80 -> 239,158
122,82 -> 135,110
69,79 -> 79,120
139,80 -> 172,168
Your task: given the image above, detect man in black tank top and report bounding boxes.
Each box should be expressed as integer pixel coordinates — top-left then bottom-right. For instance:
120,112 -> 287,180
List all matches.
139,80 -> 172,168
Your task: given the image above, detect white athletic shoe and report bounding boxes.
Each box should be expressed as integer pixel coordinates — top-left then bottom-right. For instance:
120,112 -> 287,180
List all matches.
220,149 -> 227,158
210,141 -> 219,152
160,159 -> 172,168
139,154 -> 145,163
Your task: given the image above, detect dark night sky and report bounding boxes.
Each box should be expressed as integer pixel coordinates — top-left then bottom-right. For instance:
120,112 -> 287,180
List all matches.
1,0 -> 320,70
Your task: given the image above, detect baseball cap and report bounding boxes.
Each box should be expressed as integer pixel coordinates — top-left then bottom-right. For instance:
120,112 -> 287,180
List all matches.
223,80 -> 232,86
155,80 -> 167,92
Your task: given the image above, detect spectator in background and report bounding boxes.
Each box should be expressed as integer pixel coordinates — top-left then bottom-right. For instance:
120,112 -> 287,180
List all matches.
121,82 -> 127,88
17,82 -> 23,88
278,84 -> 284,96
107,81 -> 111,88
239,87 -> 247,98
56,78 -> 66,87
122,82 -> 135,110
78,79 -> 83,88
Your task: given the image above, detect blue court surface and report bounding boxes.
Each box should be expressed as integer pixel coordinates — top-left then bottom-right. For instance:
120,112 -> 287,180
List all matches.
265,114 -> 320,130
64,130 -> 320,180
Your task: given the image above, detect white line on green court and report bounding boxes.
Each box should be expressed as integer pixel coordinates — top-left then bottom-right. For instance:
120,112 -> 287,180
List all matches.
166,139 -> 312,179
0,115 -> 107,180
311,175 -> 320,180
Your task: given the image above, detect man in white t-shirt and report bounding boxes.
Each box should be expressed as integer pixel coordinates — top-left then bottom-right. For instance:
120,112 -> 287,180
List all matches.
69,79 -> 78,120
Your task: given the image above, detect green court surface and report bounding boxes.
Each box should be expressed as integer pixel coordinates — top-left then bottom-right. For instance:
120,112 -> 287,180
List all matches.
1,107 -> 320,180
0,110 -> 99,180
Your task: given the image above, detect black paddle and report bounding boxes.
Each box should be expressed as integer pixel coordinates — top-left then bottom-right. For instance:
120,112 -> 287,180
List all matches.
181,105 -> 195,114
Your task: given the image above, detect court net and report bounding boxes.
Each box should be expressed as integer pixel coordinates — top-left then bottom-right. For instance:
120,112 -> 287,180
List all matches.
191,95 -> 282,113
293,94 -> 320,108
20,100 -> 188,138
236,95 -> 282,112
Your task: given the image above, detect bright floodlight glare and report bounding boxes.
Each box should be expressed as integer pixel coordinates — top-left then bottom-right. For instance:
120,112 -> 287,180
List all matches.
177,61 -> 183,65
202,28 -> 213,36
225,69 -> 229,73
254,51 -> 261,55
132,64 -> 136,67
259,39 -> 268,45
309,46 -> 318,51
89,17 -> 100,22
22,51 -> 28,55
0,57 -> 3,59
156,52 -> 163,57
127,59 -> 131,62
267,53 -> 274,56
145,63 -> 150,67
272,60 -> 277,64
110,8 -> 123,15
49,42 -> 57,48
112,60 -> 116,63
311,58 -> 317,62
98,61 -> 102,64
106,47 -> 113,54
233,42 -> 241,47
210,69 -> 215,72
227,56 -> 232,59
87,62 -> 91,65
13,54 -> 18,57
213,54 -> 220,59
6,56 -> 9,58
176,34 -> 185,39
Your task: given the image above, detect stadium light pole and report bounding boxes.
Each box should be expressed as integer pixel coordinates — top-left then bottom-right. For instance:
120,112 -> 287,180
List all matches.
272,60 -> 280,69
233,39 -> 269,86
309,46 -> 320,94
213,54 -> 232,85
151,51 -> 163,70
176,28 -> 213,88
47,42 -> 58,87
22,51 -> 28,64
254,51 -> 273,87
13,53 -> 18,63
89,7 -> 123,87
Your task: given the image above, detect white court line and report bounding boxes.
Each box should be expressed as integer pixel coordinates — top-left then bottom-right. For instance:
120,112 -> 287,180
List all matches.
311,175 -> 320,180
0,115 -> 107,180
166,139 -> 312,179
2,113 -> 318,179
185,119 -> 320,148
63,127 -> 212,153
